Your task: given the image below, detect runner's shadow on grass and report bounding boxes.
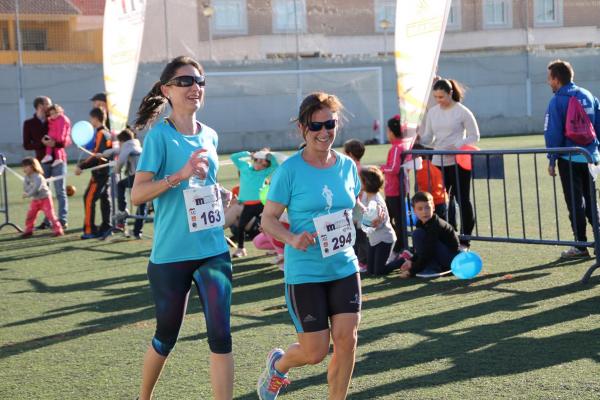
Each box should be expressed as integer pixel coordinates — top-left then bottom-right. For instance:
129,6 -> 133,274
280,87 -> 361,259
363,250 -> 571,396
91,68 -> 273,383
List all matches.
274,277 -> 600,399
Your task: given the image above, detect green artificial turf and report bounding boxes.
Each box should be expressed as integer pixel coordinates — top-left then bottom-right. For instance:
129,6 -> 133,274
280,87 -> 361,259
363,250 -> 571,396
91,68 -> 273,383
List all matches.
1,135 -> 599,399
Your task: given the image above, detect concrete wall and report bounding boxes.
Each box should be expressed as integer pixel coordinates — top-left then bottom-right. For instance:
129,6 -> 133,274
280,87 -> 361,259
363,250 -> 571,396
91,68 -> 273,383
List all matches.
1,47 -> 600,163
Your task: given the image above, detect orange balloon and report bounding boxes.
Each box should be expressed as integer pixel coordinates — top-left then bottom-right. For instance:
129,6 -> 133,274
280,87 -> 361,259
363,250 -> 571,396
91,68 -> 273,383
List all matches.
456,144 -> 480,171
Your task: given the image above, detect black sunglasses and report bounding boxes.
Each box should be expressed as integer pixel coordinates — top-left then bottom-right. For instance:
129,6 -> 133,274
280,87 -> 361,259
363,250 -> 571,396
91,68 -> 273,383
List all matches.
166,75 -> 206,87
307,119 -> 337,132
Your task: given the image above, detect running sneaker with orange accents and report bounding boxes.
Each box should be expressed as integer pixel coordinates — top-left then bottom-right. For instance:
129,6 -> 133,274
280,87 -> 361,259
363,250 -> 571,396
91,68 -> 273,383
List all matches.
257,348 -> 289,400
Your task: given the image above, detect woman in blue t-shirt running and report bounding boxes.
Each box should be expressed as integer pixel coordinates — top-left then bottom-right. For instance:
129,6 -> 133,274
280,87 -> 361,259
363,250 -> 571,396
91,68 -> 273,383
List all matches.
257,92 -> 363,400
131,56 -> 233,400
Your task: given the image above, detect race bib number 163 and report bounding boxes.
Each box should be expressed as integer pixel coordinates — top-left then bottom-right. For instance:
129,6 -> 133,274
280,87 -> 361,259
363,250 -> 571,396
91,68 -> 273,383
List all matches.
183,184 -> 224,232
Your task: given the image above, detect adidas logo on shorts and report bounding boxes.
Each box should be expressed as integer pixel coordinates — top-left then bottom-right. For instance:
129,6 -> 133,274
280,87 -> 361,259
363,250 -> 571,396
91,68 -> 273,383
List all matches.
303,314 -> 316,322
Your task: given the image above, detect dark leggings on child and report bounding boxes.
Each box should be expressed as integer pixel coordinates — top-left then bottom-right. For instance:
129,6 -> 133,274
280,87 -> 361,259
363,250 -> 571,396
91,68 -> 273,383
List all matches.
442,165 -> 474,245
367,241 -> 394,275
237,203 -> 263,248
147,252 -> 233,356
117,175 -> 146,235
385,196 -> 406,253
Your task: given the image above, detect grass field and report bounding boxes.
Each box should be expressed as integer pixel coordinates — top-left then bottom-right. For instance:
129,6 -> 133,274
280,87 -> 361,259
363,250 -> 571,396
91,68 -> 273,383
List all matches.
1,135 -> 599,399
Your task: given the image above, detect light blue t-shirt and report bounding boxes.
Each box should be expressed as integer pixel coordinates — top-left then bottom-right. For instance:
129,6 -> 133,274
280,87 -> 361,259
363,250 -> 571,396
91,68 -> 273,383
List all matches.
230,151 -> 279,202
268,150 -> 361,284
137,119 -> 228,264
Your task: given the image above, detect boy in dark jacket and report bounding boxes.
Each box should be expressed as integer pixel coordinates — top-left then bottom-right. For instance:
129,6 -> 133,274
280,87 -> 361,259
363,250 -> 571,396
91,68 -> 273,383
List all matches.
75,107 -> 112,239
397,191 -> 459,278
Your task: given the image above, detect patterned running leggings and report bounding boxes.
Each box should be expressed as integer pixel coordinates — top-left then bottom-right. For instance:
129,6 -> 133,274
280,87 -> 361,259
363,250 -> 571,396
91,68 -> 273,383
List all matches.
147,251 -> 233,355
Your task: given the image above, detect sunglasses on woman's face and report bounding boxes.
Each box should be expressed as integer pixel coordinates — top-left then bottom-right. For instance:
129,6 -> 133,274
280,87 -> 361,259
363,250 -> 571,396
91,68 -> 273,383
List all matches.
166,75 -> 206,87
307,119 -> 337,132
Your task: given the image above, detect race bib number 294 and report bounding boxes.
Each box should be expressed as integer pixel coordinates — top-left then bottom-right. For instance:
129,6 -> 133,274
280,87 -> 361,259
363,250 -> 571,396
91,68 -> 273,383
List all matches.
313,209 -> 356,258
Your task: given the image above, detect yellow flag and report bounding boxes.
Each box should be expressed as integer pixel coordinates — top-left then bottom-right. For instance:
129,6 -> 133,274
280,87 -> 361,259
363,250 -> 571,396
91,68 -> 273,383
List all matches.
395,0 -> 451,135
103,0 -> 147,132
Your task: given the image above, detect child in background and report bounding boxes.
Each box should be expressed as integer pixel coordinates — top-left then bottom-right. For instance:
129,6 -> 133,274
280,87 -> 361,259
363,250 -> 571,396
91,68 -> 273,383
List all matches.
41,104 -> 71,167
380,115 -> 415,263
20,157 -> 64,238
115,128 -> 145,239
396,191 -> 459,278
359,166 -> 396,275
413,143 -> 448,218
75,107 -> 112,239
343,138 -> 369,271
230,148 -> 279,257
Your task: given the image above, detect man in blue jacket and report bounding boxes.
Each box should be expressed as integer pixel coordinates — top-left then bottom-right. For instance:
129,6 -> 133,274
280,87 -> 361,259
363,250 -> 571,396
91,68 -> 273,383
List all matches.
544,59 -> 600,258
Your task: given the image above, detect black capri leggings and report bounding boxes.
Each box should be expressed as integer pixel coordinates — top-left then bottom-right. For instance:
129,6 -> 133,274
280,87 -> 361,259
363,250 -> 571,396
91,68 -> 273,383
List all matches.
442,164 -> 475,244
237,203 -> 263,248
148,251 -> 233,355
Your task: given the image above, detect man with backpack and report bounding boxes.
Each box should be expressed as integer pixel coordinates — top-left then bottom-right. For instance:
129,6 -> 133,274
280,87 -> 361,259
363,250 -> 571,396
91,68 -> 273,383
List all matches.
544,59 -> 600,258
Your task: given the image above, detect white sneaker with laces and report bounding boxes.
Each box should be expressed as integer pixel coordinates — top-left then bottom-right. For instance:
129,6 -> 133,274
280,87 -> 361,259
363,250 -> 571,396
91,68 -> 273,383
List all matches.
233,248 -> 247,258
386,251 -> 399,264
560,247 -> 590,259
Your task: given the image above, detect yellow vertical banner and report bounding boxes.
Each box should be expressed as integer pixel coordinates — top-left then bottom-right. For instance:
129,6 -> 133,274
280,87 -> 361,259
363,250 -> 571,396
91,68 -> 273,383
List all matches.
103,0 -> 147,132
395,0 -> 451,135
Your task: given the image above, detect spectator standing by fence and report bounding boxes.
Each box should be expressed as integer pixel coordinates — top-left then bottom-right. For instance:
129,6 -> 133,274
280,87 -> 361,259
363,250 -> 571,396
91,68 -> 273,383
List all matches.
544,59 -> 600,258
419,78 -> 479,248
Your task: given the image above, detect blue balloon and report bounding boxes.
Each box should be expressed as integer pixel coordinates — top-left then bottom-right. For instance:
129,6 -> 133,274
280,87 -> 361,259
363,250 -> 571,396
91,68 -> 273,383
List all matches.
71,121 -> 95,147
451,251 -> 483,279
405,202 -> 418,226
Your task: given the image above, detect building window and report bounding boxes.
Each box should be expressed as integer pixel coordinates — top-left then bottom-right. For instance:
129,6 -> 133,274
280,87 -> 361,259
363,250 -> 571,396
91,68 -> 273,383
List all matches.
483,0 -> 512,29
374,0 -> 395,33
534,0 -> 563,27
1,27 -> 9,50
447,0 -> 462,31
21,29 -> 47,51
212,0 -> 247,35
272,0 -> 307,33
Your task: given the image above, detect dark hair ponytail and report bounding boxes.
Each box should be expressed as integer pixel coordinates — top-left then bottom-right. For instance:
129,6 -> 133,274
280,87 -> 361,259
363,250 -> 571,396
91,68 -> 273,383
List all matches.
387,114 -> 405,138
134,55 -> 204,131
134,81 -> 167,131
432,78 -> 465,102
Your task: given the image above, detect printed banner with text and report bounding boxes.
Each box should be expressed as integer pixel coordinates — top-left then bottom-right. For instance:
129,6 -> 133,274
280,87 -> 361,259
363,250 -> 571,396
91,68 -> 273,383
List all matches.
395,0 -> 451,136
103,0 -> 147,132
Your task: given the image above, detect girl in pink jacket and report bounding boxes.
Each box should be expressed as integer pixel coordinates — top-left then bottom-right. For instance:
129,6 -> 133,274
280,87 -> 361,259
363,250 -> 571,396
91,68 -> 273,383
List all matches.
41,104 -> 71,167
380,115 -> 414,262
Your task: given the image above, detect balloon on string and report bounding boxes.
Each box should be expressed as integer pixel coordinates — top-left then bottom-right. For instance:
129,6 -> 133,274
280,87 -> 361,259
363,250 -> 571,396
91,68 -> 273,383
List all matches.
71,121 -> 95,147
455,144 -> 480,171
451,251 -> 483,279
405,202 -> 418,226
259,184 -> 270,206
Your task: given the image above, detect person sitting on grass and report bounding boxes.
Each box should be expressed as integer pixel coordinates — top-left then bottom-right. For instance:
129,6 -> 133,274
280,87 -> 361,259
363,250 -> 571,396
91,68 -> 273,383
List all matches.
230,148 -> 279,258
389,191 -> 459,279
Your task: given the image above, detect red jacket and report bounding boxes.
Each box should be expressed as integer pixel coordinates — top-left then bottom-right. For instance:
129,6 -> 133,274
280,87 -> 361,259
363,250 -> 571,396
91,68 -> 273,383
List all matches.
22,114 -> 49,161
380,137 -> 414,197
416,160 -> 447,206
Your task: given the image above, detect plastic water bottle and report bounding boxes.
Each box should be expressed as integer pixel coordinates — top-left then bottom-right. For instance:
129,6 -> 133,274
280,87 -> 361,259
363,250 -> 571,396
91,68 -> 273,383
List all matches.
361,201 -> 379,234
189,153 -> 208,187
189,175 -> 206,187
